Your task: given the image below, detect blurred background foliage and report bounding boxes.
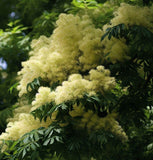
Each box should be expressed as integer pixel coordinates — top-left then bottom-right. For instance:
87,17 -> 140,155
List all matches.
0,0 -> 153,159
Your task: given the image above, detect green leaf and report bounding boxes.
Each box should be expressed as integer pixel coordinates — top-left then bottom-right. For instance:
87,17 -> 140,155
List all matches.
101,23 -> 127,41
34,132 -> 39,141
23,136 -> 29,144
43,139 -> 50,146
147,143 -> 153,151
26,77 -> 42,92
22,148 -> 26,159
9,82 -> 19,94
37,129 -> 44,135
7,22 -> 14,27
50,138 -> 55,145
30,143 -> 36,150
72,0 -> 101,9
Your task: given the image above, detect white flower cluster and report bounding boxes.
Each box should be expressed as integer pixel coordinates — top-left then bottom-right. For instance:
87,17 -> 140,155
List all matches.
102,3 -> 153,63
89,65 -> 115,92
111,3 -> 153,31
18,3 -> 152,95
31,87 -> 55,111
2,4 -> 144,142
31,66 -> 115,106
0,101 -> 52,140
0,113 -> 51,140
0,65 -> 115,141
17,13 -> 104,96
69,104 -> 128,141
102,37 -> 130,63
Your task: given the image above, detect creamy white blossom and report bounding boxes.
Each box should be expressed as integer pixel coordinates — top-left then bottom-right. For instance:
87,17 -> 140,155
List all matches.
18,13 -> 104,96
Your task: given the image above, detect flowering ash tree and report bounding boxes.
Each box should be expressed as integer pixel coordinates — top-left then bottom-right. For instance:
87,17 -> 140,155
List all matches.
0,1 -> 153,160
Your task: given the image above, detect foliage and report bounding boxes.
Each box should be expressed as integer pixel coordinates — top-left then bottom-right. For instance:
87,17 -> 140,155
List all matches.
101,15 -> 153,159
0,0 -> 153,160
31,11 -> 58,38
17,0 -> 50,26
1,122 -> 128,160
0,0 -> 18,29
17,0 -> 72,27
1,124 -> 63,160
72,0 -> 102,9
0,20 -> 30,71
0,20 -> 30,132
